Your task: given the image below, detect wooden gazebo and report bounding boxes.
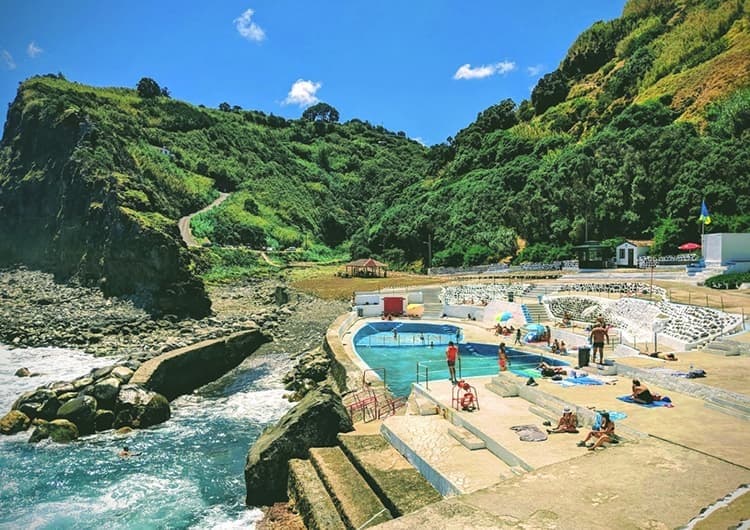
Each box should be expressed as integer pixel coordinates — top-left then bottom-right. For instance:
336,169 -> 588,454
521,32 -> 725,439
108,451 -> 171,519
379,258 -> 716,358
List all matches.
345,258 -> 388,278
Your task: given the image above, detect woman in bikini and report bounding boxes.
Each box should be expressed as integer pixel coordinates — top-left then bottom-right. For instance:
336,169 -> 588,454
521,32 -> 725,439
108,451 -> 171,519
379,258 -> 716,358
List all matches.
578,412 -> 615,450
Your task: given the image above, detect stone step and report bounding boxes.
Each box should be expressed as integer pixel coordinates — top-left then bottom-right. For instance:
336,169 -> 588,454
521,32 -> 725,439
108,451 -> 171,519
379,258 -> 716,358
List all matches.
309,446 -> 392,529
338,433 -> 442,518
288,458 -> 347,530
447,425 -> 486,450
407,393 -> 439,416
704,396 -> 750,421
381,415 -> 515,497
484,374 -> 519,398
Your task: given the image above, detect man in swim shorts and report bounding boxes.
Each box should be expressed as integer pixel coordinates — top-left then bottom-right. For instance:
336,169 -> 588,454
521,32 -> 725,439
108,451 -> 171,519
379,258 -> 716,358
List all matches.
446,341 -> 459,384
589,322 -> 609,364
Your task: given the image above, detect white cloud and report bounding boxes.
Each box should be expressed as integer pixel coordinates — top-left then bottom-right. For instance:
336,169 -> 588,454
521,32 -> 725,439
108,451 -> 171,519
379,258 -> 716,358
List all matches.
413,137 -> 427,146
27,41 -> 43,58
527,64 -> 544,77
453,61 -> 516,80
234,8 -> 265,42
282,79 -> 322,107
1,50 -> 15,70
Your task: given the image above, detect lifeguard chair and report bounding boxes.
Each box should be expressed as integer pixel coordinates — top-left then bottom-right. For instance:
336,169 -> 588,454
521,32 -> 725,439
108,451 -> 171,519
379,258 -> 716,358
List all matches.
452,380 -> 480,412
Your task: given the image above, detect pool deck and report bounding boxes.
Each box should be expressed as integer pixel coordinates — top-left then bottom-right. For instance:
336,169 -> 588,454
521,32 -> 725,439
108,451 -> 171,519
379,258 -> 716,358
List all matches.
338,316 -> 750,529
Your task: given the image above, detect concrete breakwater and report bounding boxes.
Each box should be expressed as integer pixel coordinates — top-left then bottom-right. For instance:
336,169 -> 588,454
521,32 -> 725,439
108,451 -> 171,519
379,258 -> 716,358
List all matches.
131,328 -> 270,400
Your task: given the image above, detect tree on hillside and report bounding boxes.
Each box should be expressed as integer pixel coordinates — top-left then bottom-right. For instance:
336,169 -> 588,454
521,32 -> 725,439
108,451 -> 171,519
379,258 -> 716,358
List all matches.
160,86 -> 171,98
301,102 -> 340,123
218,102 -> 231,112
136,77 -> 162,98
531,70 -> 569,115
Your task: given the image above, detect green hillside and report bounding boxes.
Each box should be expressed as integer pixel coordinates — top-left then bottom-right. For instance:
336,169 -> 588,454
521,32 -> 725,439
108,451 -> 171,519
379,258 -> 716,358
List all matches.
0,76 -> 427,315
1,0 -> 748,313
365,0 -> 750,267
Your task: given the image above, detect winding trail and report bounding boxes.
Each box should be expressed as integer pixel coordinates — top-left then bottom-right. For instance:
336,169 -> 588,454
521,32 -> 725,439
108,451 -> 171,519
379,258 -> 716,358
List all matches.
178,192 -> 229,247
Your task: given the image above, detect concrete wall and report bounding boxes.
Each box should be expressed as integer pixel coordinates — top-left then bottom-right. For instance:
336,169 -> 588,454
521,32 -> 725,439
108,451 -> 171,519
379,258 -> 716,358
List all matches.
442,304 -> 484,321
131,328 -> 269,400
703,233 -> 750,265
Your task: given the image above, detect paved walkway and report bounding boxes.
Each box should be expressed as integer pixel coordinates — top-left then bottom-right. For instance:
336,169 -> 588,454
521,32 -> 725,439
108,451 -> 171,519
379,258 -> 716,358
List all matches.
177,192 -> 229,247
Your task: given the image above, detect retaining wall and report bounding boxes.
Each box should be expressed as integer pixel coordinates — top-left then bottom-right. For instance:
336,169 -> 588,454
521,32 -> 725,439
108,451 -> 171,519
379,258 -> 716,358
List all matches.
131,328 -> 269,400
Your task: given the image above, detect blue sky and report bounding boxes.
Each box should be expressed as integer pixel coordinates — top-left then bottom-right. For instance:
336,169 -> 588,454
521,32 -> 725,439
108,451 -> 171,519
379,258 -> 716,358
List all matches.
1,1 -> 625,146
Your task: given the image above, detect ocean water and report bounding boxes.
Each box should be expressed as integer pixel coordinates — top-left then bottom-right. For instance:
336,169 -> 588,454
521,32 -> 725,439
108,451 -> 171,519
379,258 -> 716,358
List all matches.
0,345 -> 293,529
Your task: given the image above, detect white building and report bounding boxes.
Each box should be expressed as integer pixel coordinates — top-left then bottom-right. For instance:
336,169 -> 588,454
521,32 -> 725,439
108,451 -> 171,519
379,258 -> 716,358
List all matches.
615,240 -> 652,267
702,233 -> 750,273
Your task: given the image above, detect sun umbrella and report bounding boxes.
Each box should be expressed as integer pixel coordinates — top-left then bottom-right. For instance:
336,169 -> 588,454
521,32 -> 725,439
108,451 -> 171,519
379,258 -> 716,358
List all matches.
678,242 -> 701,251
406,304 -> 424,317
525,323 -> 545,332
498,311 -> 513,322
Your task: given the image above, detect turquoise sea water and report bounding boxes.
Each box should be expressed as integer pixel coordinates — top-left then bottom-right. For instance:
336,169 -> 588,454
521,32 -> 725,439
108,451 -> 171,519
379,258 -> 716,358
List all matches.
353,322 -> 567,397
0,345 -> 292,529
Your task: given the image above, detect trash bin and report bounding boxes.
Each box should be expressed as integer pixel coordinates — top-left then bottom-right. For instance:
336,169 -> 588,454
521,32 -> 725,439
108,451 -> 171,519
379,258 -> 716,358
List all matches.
356,307 -> 364,317
578,346 -> 591,368
507,292 -> 514,302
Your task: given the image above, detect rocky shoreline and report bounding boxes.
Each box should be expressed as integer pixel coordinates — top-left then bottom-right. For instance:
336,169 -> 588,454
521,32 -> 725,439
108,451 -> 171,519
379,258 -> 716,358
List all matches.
0,268 -> 297,358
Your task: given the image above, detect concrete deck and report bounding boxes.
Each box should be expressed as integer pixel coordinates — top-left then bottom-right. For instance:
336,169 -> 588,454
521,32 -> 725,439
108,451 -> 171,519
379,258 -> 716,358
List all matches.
337,301 -> 750,529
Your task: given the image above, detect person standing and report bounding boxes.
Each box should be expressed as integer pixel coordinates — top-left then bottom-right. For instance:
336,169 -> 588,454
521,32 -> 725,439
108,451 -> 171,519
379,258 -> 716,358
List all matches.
514,328 -> 522,346
589,322 -> 609,364
498,342 -> 510,372
546,326 -> 551,347
446,341 -> 459,384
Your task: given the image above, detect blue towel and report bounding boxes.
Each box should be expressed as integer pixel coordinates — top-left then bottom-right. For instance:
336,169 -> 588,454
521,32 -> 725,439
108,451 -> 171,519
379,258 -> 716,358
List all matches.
617,395 -> 674,408
564,376 -> 603,386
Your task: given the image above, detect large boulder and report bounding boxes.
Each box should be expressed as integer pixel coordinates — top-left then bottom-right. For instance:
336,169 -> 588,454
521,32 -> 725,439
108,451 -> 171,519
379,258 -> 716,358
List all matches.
12,388 -> 60,421
30,419 -> 80,443
110,366 -> 133,383
244,385 -> 353,507
95,409 -> 115,431
57,395 -> 98,435
93,377 -> 121,407
48,419 -> 79,443
0,410 -> 31,434
114,385 -> 170,429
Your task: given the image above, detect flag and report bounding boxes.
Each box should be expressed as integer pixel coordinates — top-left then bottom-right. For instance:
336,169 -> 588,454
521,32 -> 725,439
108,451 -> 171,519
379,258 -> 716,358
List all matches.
699,200 -> 711,225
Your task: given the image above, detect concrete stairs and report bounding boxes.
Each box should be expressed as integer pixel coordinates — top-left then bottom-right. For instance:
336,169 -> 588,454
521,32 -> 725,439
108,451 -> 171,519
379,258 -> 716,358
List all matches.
522,302 -> 548,324
288,433 -> 442,529
381,414 -> 517,496
701,338 -> 748,357
421,287 -> 444,318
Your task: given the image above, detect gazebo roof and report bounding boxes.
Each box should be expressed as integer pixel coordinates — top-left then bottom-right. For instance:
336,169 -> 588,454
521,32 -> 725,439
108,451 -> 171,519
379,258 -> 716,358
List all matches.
347,258 -> 388,268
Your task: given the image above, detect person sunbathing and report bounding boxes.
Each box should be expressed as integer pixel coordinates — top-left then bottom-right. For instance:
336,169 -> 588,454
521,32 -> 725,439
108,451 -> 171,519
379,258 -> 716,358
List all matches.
639,351 -> 678,361
547,406 -> 578,433
538,361 -> 567,377
577,412 -> 615,450
631,379 -> 654,404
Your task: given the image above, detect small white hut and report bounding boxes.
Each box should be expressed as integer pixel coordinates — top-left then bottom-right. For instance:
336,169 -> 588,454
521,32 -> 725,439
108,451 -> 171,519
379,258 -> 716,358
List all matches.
615,240 -> 652,267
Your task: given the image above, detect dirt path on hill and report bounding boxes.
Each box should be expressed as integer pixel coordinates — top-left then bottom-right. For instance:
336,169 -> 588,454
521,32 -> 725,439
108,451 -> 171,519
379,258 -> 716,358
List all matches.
178,192 -> 229,247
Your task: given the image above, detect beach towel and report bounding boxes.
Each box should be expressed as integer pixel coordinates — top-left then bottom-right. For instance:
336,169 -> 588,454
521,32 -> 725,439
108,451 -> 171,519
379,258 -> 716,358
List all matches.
510,424 -> 548,442
617,395 -> 674,408
563,376 -> 604,386
511,367 -> 541,379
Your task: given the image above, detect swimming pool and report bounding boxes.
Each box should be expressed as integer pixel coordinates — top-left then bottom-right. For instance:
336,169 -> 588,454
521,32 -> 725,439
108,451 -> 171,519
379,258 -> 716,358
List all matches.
353,322 -> 568,397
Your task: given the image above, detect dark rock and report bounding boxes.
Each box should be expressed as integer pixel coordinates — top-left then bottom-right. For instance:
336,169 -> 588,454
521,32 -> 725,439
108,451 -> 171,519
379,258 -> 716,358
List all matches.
28,422 -> 50,443
95,409 -> 114,431
50,382 -> 76,395
0,410 -> 31,434
57,395 -> 98,435
244,385 -> 353,507
57,392 -> 78,403
93,377 -> 121,405
91,366 -> 113,380
14,367 -> 31,377
71,377 -> 94,391
13,388 -> 60,421
48,419 -> 79,443
114,385 -> 170,429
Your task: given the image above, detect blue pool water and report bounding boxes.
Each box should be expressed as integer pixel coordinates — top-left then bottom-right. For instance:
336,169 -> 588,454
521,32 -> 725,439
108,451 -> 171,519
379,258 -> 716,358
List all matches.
354,322 -> 568,397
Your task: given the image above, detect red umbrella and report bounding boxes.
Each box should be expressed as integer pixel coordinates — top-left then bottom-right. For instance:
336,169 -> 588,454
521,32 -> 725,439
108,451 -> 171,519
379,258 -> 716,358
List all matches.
678,242 -> 701,251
